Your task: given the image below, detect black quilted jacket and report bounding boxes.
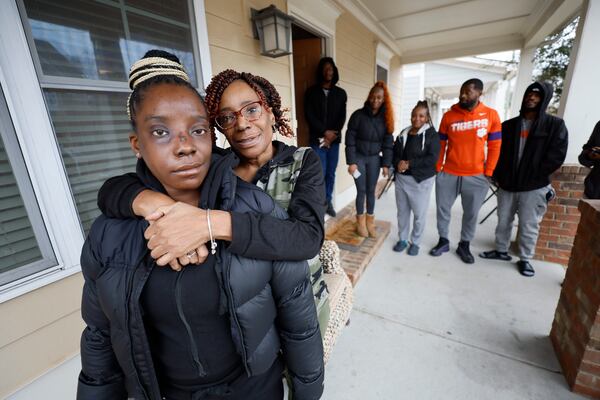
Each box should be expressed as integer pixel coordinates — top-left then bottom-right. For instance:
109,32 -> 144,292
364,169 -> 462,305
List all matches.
77,154 -> 324,400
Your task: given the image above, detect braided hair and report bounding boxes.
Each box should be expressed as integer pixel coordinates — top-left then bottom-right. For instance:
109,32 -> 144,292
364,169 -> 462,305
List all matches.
413,100 -> 434,130
127,49 -> 204,132
204,69 -> 293,138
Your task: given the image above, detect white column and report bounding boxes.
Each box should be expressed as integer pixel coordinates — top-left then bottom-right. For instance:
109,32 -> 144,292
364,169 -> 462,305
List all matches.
559,0 -> 600,163
510,46 -> 535,118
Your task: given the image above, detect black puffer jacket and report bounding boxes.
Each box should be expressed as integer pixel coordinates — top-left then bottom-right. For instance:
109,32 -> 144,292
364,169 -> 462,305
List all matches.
493,81 -> 568,192
77,154 -> 324,400
345,105 -> 393,166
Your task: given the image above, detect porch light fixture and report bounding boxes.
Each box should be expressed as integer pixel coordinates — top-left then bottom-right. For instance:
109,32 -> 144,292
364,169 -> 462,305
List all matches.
251,5 -> 293,58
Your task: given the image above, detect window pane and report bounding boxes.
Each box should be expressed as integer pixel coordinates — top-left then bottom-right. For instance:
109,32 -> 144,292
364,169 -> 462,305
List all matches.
0,130 -> 43,274
23,0 -> 127,80
44,89 -> 135,234
23,0 -> 197,85
125,0 -> 190,24
125,11 -> 197,86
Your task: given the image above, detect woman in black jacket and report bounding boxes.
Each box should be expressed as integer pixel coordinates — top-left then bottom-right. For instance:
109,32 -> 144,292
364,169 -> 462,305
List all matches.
77,51 -> 324,400
97,70 -> 325,270
345,81 -> 394,237
392,101 -> 440,255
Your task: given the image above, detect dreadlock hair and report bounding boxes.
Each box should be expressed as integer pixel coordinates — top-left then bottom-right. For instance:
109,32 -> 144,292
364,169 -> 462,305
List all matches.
369,81 -> 395,134
413,100 -> 435,130
204,69 -> 293,138
127,49 -> 205,133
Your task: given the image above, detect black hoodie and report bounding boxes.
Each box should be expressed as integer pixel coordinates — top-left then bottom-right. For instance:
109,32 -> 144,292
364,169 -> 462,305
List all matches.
493,81 -> 568,192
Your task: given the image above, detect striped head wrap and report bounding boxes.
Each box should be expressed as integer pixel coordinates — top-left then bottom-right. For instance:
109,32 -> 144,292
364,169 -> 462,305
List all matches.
126,56 -> 191,120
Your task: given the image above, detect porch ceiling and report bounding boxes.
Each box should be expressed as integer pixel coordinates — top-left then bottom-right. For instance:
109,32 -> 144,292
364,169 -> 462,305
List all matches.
341,0 -> 583,63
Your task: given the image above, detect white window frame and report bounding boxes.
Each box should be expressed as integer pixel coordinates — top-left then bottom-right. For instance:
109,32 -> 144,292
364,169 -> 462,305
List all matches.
0,0 -> 211,302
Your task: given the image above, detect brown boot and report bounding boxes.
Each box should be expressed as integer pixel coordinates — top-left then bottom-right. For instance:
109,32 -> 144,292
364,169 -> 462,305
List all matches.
366,214 -> 377,238
356,214 -> 368,237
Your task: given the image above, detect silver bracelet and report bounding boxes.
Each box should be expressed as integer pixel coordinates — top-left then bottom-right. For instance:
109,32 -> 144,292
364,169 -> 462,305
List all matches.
207,209 -> 217,255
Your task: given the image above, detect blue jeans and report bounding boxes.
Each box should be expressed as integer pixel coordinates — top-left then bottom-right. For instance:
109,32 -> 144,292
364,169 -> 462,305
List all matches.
311,142 -> 339,203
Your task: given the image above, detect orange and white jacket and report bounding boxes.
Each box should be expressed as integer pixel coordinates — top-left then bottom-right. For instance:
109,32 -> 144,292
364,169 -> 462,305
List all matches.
436,101 -> 502,176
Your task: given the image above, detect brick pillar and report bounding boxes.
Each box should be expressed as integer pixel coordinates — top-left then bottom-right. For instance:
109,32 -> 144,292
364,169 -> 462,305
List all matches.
535,165 -> 589,266
550,199 -> 600,398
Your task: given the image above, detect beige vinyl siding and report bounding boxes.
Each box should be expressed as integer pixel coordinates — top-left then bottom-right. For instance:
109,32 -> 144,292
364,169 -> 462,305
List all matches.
388,56 -> 404,134
205,0 -> 295,146
334,11 -> 377,195
0,274 -> 84,397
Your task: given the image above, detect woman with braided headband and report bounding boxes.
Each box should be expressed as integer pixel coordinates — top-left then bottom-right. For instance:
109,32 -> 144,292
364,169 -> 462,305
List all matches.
98,71 -> 325,270
78,50 -> 324,400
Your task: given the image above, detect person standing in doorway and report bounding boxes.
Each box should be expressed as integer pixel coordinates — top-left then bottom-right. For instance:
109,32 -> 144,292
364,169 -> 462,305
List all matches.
480,81 -> 568,277
305,57 -> 348,217
430,78 -> 502,263
579,120 -> 600,199
346,81 -> 394,238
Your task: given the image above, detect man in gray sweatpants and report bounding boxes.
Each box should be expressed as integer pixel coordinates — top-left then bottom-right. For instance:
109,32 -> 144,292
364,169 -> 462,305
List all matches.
479,81 -> 568,276
429,79 -> 503,263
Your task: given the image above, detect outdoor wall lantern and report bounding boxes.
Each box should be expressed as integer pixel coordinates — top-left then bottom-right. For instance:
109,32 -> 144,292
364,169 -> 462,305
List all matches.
251,5 -> 293,58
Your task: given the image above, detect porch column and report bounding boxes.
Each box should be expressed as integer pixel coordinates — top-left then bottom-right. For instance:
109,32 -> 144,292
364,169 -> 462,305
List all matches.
558,0 -> 600,163
510,46 -> 535,117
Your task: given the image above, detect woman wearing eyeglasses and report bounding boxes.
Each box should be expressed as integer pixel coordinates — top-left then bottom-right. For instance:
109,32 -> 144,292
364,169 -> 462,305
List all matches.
97,70 -> 325,268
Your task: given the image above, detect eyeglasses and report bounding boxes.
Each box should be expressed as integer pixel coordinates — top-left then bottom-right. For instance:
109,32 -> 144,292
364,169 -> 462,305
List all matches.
215,101 -> 264,131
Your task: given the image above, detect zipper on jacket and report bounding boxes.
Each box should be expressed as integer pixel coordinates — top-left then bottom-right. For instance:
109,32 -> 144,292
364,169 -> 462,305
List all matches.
125,252 -> 152,400
175,270 -> 207,377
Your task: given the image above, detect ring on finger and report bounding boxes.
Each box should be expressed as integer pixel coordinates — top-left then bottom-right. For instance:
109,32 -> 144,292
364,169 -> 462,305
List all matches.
186,250 -> 196,259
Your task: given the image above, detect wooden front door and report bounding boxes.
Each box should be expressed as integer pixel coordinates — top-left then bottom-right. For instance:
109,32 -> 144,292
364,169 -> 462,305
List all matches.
292,37 -> 321,147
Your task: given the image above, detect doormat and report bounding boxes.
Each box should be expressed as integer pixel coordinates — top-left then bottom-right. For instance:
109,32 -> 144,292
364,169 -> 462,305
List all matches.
325,218 -> 367,247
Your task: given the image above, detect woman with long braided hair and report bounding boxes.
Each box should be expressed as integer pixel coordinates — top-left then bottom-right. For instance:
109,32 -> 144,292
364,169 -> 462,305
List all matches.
79,50 -> 324,400
391,100 -> 440,255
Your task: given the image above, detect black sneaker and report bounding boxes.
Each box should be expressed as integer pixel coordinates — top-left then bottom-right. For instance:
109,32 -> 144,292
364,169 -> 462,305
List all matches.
429,237 -> 449,256
326,202 -> 336,217
479,250 -> 512,261
517,260 -> 535,277
456,241 -> 474,264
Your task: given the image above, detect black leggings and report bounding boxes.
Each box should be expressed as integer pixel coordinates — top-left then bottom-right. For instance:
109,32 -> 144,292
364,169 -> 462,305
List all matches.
354,154 -> 381,215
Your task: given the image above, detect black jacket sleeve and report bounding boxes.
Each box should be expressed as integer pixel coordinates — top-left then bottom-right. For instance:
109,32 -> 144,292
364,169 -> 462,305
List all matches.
304,87 -> 325,137
579,121 -> 600,168
408,130 -> 441,170
392,136 -> 403,171
228,149 -> 326,261
331,89 -> 347,133
77,235 -> 127,400
381,133 -> 394,167
345,111 -> 359,165
540,119 -> 568,178
271,259 -> 324,400
97,173 -> 145,218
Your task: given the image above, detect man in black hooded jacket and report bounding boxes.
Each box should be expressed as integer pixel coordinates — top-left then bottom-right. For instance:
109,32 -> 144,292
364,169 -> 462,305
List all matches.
480,81 -> 568,277
304,57 -> 347,217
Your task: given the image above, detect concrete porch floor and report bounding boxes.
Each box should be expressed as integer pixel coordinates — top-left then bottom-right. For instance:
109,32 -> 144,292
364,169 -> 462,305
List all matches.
323,187 -> 581,399
8,186 -> 581,400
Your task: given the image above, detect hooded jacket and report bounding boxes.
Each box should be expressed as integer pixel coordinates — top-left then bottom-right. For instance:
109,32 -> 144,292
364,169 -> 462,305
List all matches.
304,58 -> 347,146
345,104 -> 394,167
493,81 -> 568,192
392,124 -> 440,183
436,101 -> 502,176
77,154 -> 324,400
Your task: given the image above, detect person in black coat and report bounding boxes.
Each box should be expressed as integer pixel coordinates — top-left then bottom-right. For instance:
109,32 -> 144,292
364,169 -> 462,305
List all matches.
97,69 -> 326,271
78,51 -> 324,400
304,57 -> 347,217
579,120 -> 600,199
392,101 -> 440,256
480,81 -> 568,277
345,81 -> 394,238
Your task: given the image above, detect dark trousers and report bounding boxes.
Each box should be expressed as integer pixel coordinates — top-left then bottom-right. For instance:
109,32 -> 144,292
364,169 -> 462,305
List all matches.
354,153 -> 381,215
311,142 -> 339,203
